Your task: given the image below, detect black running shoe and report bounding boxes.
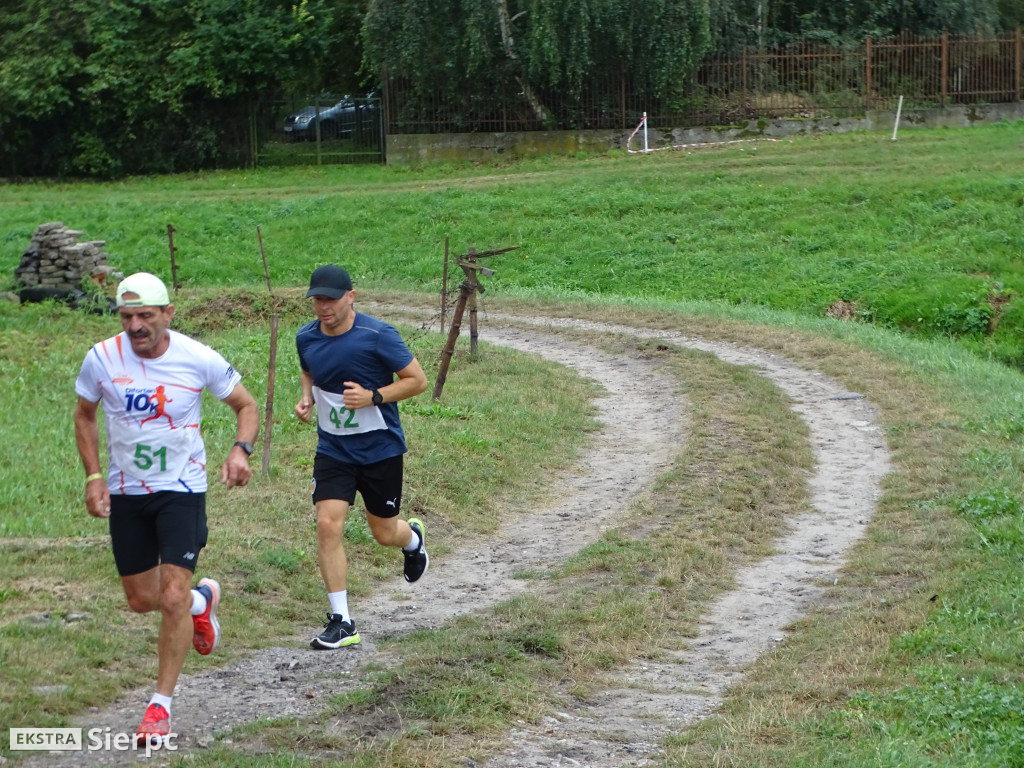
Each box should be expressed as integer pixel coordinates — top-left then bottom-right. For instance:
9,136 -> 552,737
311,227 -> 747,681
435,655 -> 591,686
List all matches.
310,613 -> 360,650
403,518 -> 429,583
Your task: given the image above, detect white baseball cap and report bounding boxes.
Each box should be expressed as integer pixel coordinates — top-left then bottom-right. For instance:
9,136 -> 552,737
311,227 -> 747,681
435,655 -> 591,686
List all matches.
116,272 -> 170,307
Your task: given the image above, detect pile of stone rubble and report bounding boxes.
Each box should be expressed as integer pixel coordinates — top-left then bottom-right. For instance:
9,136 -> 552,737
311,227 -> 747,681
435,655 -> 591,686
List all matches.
14,221 -> 120,292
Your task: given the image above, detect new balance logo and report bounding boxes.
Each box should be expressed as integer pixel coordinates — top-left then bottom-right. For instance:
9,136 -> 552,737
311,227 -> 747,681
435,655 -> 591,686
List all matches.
183,552 -> 196,561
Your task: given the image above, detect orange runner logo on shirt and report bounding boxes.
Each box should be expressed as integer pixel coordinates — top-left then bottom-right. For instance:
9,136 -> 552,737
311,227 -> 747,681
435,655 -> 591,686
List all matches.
140,385 -> 174,428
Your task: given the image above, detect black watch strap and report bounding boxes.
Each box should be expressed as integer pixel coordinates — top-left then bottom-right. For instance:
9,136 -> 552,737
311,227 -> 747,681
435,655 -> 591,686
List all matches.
371,389 -> 383,406
233,440 -> 254,456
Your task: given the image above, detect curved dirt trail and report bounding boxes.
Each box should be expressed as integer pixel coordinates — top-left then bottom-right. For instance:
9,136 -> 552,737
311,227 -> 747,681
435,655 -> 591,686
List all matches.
22,315 -> 889,768
476,317 -> 890,768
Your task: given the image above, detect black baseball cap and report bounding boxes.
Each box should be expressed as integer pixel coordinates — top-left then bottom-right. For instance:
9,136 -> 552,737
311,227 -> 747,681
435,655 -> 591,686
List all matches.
306,265 -> 353,299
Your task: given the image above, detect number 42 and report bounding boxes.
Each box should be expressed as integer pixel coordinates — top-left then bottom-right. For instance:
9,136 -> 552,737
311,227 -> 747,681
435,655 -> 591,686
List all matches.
329,408 -> 359,430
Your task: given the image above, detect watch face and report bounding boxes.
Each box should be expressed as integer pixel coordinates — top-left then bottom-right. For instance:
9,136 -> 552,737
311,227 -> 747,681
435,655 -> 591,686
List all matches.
372,391 -> 383,405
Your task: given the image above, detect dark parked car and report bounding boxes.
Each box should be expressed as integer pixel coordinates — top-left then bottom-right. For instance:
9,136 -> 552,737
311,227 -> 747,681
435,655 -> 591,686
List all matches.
282,95 -> 380,141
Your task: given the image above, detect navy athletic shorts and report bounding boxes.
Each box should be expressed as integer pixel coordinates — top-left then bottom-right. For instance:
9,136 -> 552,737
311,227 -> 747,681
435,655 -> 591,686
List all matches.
311,453 -> 403,518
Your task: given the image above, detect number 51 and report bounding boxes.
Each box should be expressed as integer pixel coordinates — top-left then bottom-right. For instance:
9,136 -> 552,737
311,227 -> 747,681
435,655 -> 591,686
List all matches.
133,443 -> 168,471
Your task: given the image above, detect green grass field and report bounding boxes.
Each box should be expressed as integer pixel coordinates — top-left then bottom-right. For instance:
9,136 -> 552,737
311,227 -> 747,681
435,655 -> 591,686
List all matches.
2,123 -> 1024,767
3,122 -> 1024,365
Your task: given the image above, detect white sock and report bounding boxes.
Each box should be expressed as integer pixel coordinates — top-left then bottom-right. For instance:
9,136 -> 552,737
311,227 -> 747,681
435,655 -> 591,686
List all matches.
189,589 -> 207,616
149,692 -> 172,715
328,591 -> 349,622
403,529 -> 421,552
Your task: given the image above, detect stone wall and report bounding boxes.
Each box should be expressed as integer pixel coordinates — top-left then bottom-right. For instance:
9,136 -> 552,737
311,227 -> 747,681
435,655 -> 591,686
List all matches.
14,222 -> 119,292
385,101 -> 1024,164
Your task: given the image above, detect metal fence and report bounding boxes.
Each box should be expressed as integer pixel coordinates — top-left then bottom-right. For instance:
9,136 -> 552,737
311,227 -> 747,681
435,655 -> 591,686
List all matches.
383,29 -> 1024,134
250,31 -> 1023,167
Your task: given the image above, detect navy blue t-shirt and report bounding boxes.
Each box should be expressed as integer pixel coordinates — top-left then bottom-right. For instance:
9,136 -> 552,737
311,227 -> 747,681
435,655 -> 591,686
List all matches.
296,312 -> 415,465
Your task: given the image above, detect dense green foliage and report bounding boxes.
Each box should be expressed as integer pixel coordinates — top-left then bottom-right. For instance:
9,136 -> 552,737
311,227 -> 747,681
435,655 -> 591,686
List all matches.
363,0 -> 711,115
1,0 -> 1022,177
710,0 -> 1016,53
0,0 -> 347,177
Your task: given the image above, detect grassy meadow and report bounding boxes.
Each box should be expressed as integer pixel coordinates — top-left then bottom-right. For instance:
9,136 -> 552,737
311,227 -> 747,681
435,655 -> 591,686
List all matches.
3,122 -> 1024,365
2,122 -> 1024,766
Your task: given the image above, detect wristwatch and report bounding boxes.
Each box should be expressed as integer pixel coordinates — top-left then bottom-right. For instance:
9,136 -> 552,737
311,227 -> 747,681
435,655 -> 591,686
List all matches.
371,389 -> 383,406
233,440 -> 254,456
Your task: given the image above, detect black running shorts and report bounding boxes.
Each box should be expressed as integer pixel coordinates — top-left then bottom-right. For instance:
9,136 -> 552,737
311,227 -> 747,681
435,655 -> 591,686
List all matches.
109,492 -> 208,576
311,453 -> 403,518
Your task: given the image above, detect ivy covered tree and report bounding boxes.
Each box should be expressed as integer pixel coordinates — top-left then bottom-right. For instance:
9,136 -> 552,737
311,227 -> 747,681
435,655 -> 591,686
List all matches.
361,0 -> 485,95
362,0 -> 711,129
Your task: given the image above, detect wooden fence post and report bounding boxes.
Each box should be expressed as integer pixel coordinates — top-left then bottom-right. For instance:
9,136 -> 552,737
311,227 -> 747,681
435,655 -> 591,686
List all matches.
468,291 -> 479,355
257,225 -> 278,476
466,247 -> 480,354
430,244 -> 517,400
167,224 -> 179,293
441,237 -> 449,335
262,315 -> 278,477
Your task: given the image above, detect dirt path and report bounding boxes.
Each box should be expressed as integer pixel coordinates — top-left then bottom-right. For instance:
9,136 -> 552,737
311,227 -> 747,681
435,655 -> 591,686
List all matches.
474,317 -> 890,768
22,315 -> 889,767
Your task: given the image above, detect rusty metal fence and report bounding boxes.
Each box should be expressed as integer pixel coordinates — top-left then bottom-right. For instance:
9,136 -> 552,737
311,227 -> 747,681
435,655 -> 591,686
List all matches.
251,31 -> 1023,166
383,29 -> 1024,134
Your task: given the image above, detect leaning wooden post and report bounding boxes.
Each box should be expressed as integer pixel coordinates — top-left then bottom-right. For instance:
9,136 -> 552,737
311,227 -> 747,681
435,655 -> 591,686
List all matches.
432,279 -> 473,400
431,244 -> 513,399
257,225 -> 278,476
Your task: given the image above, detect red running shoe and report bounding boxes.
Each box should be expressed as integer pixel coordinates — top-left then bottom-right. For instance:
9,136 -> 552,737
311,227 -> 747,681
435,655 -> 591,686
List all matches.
134,702 -> 171,746
192,577 -> 221,655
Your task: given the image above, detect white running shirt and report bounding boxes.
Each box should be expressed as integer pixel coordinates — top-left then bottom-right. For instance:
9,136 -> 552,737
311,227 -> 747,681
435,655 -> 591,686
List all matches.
75,329 -> 242,494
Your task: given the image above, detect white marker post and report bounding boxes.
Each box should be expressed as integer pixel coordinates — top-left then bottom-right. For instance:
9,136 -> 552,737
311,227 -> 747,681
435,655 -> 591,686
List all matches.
891,95 -> 904,141
643,112 -> 649,153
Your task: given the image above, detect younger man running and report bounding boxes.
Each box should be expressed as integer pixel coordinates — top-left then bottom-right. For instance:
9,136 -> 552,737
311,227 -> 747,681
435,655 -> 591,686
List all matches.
295,264 -> 429,649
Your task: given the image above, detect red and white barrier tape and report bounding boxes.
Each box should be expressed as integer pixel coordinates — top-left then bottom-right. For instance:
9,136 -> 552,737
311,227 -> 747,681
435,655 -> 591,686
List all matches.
626,113 -> 780,154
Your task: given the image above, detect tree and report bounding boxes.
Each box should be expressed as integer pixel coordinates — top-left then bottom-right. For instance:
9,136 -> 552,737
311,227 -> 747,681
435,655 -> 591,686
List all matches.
996,0 -> 1024,28
0,1 -> 90,174
0,0 -> 344,177
362,0 -> 711,129
708,0 -> 1005,51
